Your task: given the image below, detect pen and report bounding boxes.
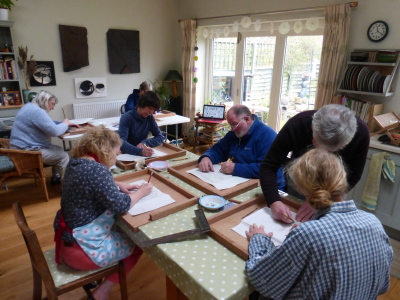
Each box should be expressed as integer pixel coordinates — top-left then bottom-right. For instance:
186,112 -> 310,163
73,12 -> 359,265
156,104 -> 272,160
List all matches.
242,208 -> 259,219
172,157 -> 189,161
147,171 -> 153,183
150,167 -> 167,173
62,108 -> 67,119
282,213 -> 295,223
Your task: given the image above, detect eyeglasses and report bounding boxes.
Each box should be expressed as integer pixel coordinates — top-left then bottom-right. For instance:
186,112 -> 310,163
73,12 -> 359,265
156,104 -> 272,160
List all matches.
230,117 -> 245,131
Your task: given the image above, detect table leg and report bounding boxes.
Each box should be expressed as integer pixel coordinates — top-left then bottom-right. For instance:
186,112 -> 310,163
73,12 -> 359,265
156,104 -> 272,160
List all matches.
166,276 -> 188,300
193,121 -> 199,149
176,124 -> 178,147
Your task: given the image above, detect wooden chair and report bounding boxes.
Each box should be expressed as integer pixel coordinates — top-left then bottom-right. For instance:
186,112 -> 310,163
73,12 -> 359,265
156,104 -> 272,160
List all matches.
12,201 -> 129,300
0,138 -> 49,202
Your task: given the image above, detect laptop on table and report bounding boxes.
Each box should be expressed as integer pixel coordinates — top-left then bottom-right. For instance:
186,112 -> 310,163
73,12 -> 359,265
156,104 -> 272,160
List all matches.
198,105 -> 225,123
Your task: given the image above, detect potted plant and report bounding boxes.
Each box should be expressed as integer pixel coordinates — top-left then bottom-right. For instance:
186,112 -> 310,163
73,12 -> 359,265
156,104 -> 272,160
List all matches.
152,79 -> 170,110
0,0 -> 17,21
17,45 -> 36,102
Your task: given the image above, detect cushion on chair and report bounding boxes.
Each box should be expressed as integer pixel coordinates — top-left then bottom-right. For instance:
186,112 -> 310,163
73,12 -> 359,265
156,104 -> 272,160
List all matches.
0,156 -> 15,172
44,248 -> 118,289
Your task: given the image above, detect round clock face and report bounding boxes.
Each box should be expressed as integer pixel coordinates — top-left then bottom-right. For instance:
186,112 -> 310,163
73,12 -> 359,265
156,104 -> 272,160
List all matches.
368,21 -> 389,42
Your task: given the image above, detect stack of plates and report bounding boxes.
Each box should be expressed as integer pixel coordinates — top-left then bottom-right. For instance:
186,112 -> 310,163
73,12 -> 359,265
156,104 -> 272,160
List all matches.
341,65 -> 392,93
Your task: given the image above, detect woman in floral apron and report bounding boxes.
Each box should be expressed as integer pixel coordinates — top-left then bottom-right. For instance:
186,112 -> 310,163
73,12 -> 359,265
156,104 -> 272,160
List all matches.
54,126 -> 153,300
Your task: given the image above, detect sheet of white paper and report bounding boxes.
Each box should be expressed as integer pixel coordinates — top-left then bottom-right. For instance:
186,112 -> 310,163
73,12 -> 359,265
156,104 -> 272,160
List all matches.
186,165 -> 249,190
232,207 -> 299,245
151,149 -> 167,157
128,180 -> 175,216
117,149 -> 167,162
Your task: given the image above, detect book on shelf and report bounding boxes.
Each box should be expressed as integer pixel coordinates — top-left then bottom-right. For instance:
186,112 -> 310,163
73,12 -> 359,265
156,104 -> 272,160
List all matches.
333,95 -> 383,132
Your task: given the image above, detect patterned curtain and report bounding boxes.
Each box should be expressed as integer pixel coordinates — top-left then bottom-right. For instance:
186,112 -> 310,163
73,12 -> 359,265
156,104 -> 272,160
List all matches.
180,19 -> 197,136
314,4 -> 351,109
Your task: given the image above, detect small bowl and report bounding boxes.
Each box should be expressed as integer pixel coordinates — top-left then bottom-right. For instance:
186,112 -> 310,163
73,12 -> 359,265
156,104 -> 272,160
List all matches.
199,195 -> 226,210
147,161 -> 169,170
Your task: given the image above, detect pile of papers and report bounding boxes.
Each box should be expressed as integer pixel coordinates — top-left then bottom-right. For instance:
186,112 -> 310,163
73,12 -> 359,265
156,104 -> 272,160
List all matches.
117,149 -> 167,161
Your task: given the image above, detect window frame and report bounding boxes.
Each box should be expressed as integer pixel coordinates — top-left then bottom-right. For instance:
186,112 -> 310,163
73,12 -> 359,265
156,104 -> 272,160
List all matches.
204,27 -> 324,131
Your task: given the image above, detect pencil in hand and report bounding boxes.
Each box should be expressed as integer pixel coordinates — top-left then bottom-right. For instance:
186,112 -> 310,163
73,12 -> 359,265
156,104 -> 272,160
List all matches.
282,213 -> 295,223
147,171 -> 153,183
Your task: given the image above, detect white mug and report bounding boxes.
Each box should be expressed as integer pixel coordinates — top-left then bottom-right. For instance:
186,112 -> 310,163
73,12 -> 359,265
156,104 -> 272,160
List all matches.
135,157 -> 145,170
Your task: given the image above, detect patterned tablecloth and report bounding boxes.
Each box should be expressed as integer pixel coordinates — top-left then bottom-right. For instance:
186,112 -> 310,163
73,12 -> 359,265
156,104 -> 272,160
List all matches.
114,149 -> 301,300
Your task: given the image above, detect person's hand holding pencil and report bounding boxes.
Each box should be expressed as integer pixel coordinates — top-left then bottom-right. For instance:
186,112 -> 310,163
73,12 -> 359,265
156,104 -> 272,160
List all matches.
140,144 -> 154,157
220,157 -> 235,174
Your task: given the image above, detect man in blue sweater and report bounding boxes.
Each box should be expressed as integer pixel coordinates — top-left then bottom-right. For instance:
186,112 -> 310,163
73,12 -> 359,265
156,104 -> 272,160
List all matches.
125,81 -> 152,113
119,91 -> 164,157
198,105 -> 284,186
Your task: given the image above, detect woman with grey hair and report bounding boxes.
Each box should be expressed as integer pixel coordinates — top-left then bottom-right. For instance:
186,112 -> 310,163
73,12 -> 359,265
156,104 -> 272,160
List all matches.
125,80 -> 153,112
10,90 -> 79,185
259,104 -> 370,223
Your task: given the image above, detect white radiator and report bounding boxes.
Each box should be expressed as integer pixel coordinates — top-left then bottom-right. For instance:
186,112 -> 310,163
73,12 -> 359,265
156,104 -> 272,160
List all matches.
73,100 -> 126,119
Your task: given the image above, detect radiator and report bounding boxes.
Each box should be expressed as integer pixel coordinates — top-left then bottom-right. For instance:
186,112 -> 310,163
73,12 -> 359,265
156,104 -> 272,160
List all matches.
73,100 -> 126,119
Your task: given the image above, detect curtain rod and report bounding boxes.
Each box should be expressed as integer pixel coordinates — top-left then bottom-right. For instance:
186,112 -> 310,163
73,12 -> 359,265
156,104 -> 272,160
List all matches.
178,2 -> 357,23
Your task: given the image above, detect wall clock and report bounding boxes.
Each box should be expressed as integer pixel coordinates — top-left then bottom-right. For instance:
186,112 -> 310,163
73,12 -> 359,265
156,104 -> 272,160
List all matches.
367,20 -> 389,42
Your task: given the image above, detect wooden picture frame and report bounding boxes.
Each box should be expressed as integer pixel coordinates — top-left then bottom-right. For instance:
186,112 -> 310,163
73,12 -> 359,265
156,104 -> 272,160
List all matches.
1,91 -> 22,106
370,111 -> 400,146
115,168 -> 199,232
117,142 -> 186,166
207,194 -> 301,260
168,160 -> 259,198
145,142 -> 186,163
58,123 -> 96,138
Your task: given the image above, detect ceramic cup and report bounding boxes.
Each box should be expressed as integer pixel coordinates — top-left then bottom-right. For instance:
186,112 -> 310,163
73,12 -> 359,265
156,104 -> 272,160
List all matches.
135,157 -> 146,170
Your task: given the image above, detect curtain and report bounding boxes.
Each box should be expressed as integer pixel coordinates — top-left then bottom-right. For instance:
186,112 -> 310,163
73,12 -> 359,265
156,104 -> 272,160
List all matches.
180,19 -> 197,137
314,4 -> 351,109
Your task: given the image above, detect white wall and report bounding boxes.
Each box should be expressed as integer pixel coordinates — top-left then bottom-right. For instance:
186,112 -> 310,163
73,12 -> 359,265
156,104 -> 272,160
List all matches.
0,0 -> 181,120
178,0 -> 400,114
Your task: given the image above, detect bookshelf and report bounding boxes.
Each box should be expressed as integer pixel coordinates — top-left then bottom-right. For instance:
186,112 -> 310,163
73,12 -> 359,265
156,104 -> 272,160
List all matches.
333,95 -> 383,132
0,20 -> 23,109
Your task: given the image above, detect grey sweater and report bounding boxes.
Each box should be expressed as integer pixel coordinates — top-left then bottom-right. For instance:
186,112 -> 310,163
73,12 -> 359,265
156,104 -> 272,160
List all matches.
10,103 -> 68,149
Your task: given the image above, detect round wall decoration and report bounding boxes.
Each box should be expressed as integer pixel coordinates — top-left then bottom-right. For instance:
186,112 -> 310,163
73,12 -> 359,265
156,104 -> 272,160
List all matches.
306,17 -> 319,31
294,20 -> 303,34
79,80 -> 94,96
279,21 -> 290,34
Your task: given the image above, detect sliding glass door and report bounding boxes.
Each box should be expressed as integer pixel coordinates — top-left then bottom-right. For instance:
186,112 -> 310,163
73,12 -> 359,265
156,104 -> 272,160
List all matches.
208,29 -> 323,131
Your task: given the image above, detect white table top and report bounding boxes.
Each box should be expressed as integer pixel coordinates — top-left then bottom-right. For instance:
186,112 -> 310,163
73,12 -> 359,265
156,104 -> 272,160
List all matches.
62,114 -> 190,141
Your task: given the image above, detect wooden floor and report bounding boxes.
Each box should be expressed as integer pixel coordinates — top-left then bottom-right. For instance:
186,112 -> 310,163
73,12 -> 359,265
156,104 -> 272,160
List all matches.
0,143 -> 400,300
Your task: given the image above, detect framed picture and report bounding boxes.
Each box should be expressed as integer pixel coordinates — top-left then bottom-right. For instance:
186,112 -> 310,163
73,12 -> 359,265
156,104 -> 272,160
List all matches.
1,91 -> 22,106
30,61 -> 57,86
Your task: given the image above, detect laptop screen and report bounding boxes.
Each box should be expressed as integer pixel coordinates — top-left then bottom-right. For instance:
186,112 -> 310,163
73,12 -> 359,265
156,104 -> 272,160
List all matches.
202,105 -> 225,119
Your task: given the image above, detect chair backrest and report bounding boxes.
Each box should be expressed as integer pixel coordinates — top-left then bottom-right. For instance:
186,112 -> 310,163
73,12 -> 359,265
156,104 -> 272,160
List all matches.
0,148 -> 43,174
12,202 -> 58,292
121,104 -> 125,115
0,138 -> 10,149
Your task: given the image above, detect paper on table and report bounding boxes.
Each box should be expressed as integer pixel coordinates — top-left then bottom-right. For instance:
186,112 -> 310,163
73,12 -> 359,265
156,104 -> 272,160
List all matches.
117,149 -> 167,162
128,180 -> 176,216
232,207 -> 299,245
151,148 -> 167,157
186,164 -> 249,190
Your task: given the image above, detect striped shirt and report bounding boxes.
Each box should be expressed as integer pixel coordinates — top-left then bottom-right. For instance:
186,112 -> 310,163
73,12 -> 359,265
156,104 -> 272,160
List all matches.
246,200 -> 393,300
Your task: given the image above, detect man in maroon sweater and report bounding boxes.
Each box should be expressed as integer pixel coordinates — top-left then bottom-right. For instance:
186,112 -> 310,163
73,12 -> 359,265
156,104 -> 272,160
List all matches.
260,104 -> 370,223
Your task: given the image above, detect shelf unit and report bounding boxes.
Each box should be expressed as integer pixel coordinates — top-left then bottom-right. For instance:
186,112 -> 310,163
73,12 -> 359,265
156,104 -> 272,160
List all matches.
337,49 -> 400,97
0,20 -> 23,109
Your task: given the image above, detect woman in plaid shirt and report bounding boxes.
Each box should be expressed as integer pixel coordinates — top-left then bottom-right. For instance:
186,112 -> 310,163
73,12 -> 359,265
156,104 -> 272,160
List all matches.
246,149 -> 393,300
